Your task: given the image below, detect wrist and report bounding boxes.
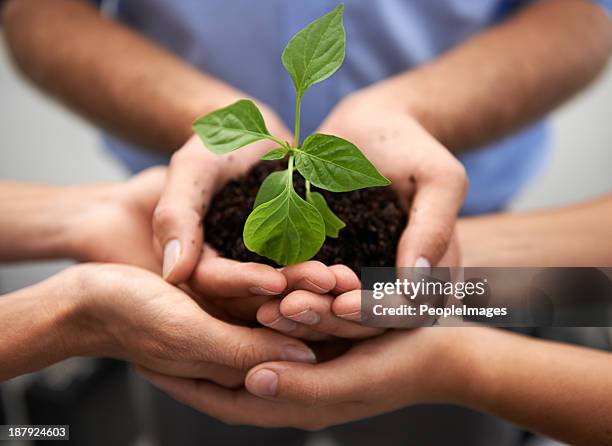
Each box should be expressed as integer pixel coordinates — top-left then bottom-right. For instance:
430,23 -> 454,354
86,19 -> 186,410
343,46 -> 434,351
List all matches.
438,327 -> 506,410
29,267 -> 112,359
53,265 -> 120,357
61,183 -> 121,261
457,215 -> 533,267
416,327 -> 499,406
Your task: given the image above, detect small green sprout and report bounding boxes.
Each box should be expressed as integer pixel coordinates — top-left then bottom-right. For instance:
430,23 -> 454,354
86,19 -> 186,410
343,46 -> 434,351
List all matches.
193,4 -> 390,265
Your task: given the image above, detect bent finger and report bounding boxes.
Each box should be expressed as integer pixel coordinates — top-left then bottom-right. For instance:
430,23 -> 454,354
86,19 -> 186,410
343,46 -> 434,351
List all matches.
280,290 -> 383,339
190,246 -> 286,299
281,261 -> 336,294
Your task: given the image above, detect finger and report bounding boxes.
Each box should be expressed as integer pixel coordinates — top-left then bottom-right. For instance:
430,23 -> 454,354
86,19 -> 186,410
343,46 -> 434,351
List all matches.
245,359 -> 362,405
331,289 -> 363,321
190,246 -> 286,299
153,137 -> 219,284
396,158 -> 467,267
257,300 -> 332,341
329,264 -> 360,295
205,321 -> 317,369
281,261 -> 336,294
280,290 -> 383,339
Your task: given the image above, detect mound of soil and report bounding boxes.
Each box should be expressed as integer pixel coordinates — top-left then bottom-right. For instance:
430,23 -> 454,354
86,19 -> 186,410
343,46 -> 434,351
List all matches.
204,160 -> 407,274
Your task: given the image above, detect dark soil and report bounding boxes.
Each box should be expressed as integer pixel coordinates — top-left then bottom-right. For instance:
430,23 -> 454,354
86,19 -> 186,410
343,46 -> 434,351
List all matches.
204,161 -> 407,274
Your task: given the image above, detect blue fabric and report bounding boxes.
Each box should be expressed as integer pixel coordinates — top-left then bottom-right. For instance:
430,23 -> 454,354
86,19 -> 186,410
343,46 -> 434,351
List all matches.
97,0 -> 606,214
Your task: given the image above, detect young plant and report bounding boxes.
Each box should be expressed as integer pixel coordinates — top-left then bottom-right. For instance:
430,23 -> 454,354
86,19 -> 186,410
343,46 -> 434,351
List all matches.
193,4 -> 390,266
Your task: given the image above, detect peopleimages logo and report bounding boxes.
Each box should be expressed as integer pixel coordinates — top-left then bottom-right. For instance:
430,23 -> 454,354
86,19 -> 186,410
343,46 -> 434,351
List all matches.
362,267 -> 612,328
372,278 -> 487,300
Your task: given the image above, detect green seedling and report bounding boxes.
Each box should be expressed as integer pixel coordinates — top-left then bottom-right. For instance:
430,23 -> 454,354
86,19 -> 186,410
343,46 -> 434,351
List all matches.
193,4 -> 390,265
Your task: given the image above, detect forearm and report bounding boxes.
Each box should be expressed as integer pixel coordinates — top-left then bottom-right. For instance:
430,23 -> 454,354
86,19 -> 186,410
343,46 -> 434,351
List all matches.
2,0 -> 244,153
0,182 -> 106,262
458,328 -> 612,445
0,270 -> 101,381
457,195 -> 612,266
374,0 -> 612,152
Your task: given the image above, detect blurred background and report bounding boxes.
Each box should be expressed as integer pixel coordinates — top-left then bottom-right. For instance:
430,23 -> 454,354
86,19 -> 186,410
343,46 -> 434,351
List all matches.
1,28 -> 612,445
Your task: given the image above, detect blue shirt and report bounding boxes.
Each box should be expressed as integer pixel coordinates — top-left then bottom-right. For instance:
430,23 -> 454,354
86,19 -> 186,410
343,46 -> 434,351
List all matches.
97,0 -> 609,214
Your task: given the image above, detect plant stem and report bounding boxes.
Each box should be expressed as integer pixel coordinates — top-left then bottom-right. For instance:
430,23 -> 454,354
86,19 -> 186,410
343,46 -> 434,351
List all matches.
287,154 -> 295,187
294,94 -> 302,148
293,94 -> 312,197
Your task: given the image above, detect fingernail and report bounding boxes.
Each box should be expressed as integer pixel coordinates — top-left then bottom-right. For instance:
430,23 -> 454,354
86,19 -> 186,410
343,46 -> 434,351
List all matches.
249,369 -> 278,397
267,316 -> 297,333
337,310 -> 361,321
281,345 -> 317,363
249,286 -> 281,296
286,308 -> 320,325
415,256 -> 431,269
163,239 -> 181,278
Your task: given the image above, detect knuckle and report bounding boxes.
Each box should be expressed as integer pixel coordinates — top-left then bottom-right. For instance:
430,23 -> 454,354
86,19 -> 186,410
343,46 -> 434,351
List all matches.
152,204 -> 176,229
153,204 -> 200,234
441,159 -> 468,188
169,147 -> 197,166
229,337 -> 259,370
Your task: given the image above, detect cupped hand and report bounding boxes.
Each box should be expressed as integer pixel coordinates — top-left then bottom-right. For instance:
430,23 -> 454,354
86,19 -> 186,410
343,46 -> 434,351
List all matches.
138,327 -> 471,430
189,257 -> 364,325
317,88 -> 467,268
66,263 -> 317,387
153,104 -> 294,284
255,265 -> 383,340
68,168 -> 289,312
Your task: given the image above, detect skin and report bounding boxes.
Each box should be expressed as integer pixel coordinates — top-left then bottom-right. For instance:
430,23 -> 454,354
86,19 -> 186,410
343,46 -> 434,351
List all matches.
0,263 -> 317,384
3,0 -> 609,279
141,327 -> 612,445
457,195 -> 612,267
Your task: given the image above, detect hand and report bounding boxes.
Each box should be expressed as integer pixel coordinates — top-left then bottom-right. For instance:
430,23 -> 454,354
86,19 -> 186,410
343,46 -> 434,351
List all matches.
317,87 -> 467,268
67,168 -> 299,321
69,167 -> 166,271
61,263 -> 317,387
138,328 -> 472,430
255,265 -> 384,340
189,257 -> 366,324
153,104 -> 294,284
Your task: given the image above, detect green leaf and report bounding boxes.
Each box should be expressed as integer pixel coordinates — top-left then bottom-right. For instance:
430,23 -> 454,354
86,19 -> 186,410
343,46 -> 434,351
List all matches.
307,191 -> 345,238
296,133 -> 391,192
192,100 -> 275,154
282,4 -> 345,97
244,185 -> 325,265
261,148 -> 289,161
253,170 -> 289,208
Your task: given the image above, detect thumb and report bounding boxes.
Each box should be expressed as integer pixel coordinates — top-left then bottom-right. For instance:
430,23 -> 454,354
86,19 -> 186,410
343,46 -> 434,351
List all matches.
245,360 -> 359,405
153,138 -> 219,284
396,165 -> 467,268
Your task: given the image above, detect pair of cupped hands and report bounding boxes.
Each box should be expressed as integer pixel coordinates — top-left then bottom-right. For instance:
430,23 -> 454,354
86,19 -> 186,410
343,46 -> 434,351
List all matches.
69,88 -> 467,429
